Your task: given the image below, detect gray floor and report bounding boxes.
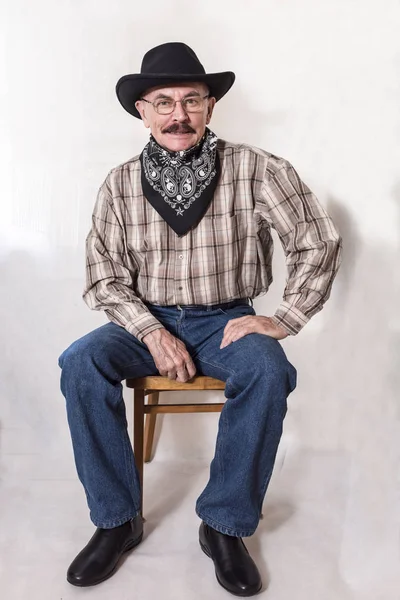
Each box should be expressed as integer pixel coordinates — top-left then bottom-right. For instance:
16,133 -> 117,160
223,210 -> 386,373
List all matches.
2,432 -> 399,600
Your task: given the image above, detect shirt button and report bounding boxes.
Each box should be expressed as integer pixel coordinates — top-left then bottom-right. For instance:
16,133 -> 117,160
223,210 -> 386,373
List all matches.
178,254 -> 184,259
178,286 -> 183,290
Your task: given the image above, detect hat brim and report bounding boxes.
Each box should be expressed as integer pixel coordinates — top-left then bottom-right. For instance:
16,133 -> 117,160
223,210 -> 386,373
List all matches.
116,71 -> 235,119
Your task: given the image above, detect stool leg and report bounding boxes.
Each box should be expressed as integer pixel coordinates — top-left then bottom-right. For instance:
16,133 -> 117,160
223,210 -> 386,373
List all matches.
144,391 -> 160,463
133,389 -> 145,517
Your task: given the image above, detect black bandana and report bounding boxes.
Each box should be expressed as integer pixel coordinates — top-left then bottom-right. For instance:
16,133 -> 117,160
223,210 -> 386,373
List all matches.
140,128 -> 220,236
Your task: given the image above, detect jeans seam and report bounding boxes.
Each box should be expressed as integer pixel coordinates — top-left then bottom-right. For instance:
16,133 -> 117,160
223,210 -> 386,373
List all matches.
217,402 -> 228,488
92,510 -> 141,529
196,510 -> 256,537
122,426 -> 140,514
121,357 -> 156,370
195,357 -> 241,396
111,387 -> 141,514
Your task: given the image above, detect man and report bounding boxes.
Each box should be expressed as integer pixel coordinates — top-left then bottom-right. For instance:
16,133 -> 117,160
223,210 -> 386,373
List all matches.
58,42 -> 342,596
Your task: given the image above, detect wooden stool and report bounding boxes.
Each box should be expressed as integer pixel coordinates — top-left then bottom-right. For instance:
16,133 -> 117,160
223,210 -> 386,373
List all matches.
126,375 -> 226,516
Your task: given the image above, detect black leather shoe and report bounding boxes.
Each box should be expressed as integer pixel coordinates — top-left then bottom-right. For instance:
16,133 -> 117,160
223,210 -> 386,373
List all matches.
199,522 -> 262,597
67,515 -> 143,587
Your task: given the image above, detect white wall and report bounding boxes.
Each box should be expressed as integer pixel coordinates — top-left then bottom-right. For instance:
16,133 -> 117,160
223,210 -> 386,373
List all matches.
1,0 -> 399,597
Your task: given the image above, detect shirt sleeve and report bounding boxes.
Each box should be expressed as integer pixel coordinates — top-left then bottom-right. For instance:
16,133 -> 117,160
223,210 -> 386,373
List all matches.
82,180 -> 165,343
258,159 -> 343,335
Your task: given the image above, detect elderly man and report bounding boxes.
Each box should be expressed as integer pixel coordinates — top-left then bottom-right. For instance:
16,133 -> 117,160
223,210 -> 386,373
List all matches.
58,42 -> 342,596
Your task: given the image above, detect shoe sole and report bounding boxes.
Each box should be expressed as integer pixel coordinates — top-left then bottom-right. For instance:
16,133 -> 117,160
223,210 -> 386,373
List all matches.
200,540 -> 262,597
67,531 -> 144,587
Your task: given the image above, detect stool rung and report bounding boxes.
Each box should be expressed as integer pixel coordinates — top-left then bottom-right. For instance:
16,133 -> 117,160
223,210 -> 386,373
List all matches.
143,403 -> 224,414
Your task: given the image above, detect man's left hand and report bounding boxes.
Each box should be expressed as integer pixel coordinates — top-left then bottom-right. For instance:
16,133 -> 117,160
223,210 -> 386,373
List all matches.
220,315 -> 289,349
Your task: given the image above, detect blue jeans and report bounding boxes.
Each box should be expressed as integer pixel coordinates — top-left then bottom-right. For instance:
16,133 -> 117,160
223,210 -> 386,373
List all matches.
58,299 -> 297,537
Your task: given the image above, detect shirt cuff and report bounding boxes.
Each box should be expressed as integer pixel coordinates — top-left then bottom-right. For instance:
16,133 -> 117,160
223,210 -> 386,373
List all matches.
125,312 -> 166,343
270,301 -> 310,336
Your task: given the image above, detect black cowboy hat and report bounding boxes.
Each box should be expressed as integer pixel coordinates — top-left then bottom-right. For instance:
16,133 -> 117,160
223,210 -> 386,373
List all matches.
116,42 -> 235,119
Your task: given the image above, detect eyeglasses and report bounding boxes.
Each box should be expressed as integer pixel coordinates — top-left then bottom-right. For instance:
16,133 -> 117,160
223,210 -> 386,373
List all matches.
139,94 -> 210,115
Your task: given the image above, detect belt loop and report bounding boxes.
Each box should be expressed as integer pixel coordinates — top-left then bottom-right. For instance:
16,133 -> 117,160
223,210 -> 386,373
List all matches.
248,297 -> 253,307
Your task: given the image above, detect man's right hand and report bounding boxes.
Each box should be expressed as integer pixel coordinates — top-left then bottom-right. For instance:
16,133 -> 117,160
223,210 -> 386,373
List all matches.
142,328 -> 197,383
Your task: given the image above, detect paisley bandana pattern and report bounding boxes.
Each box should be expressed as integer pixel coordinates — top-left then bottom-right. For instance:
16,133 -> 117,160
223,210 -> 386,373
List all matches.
140,128 -> 220,236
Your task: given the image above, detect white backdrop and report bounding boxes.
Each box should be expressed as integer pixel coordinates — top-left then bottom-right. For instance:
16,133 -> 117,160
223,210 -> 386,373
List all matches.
1,1 -> 399,599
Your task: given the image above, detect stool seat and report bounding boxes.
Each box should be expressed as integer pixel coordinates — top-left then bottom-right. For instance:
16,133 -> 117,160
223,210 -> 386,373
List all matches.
127,375 -> 226,391
126,375 -> 226,516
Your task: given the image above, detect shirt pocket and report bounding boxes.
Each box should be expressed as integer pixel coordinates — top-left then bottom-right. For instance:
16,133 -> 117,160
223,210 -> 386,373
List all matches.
194,214 -> 241,277
133,218 -> 171,293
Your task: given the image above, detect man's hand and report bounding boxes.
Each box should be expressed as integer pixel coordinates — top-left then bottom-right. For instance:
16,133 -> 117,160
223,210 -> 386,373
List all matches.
142,328 -> 197,382
220,315 -> 289,349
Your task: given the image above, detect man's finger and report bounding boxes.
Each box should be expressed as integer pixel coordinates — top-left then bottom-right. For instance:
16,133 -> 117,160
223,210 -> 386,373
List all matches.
186,361 -> 197,380
167,367 -> 177,380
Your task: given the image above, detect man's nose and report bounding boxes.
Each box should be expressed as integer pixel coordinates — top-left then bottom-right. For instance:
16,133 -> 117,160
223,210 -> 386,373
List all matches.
172,100 -> 189,121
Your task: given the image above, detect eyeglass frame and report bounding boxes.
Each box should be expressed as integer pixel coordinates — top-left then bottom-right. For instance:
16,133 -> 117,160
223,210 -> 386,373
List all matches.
139,94 -> 210,115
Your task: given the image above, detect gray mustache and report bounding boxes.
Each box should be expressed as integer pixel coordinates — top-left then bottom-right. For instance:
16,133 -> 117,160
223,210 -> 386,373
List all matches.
163,124 -> 195,134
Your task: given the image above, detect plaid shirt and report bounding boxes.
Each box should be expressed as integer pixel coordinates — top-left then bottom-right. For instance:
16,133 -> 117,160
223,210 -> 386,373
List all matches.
83,139 -> 342,342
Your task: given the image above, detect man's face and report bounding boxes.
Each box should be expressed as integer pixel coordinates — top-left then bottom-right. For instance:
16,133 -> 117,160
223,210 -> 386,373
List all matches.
135,82 -> 216,152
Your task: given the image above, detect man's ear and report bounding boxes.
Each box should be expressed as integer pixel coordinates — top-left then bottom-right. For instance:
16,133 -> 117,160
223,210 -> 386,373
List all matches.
135,100 -> 150,128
